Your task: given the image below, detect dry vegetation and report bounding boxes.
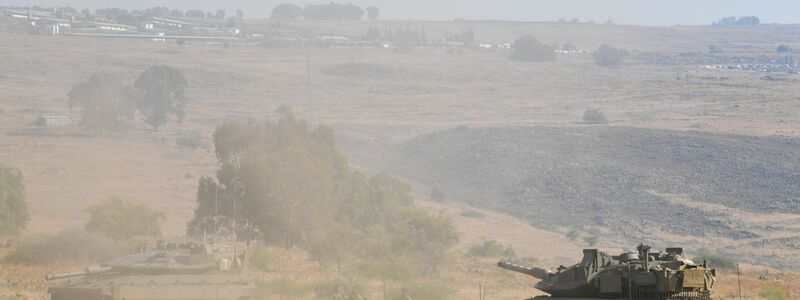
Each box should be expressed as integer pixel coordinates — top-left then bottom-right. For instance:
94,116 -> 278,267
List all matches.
1,18 -> 800,299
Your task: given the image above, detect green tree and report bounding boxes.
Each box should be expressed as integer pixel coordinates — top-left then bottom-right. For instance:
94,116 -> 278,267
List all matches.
0,164 -> 28,235
510,35 -> 556,62
592,44 -> 626,67
188,110 -> 458,274
133,66 -> 188,131
270,4 -> 303,19
68,74 -> 136,131
85,197 -> 165,242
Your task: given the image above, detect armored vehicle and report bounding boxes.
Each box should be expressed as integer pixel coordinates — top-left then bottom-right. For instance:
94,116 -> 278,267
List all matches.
498,244 -> 715,300
47,240 -> 257,300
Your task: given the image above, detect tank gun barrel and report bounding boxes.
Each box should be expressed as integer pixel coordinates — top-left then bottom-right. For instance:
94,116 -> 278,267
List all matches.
46,266 -> 113,281
497,260 -> 553,279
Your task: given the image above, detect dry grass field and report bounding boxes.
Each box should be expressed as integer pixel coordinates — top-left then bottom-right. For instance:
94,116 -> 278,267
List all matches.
2,19 -> 800,298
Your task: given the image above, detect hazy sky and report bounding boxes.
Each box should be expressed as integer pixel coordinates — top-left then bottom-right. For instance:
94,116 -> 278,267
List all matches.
3,0 -> 800,26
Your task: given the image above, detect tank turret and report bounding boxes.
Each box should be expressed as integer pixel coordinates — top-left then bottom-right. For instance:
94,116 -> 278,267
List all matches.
498,244 -> 715,300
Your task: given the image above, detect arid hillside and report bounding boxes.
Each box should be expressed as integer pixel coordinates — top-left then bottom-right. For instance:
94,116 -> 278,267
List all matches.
1,18 -> 800,298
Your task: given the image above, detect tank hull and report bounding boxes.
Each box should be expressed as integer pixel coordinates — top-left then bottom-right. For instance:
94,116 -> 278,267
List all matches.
48,274 -> 257,300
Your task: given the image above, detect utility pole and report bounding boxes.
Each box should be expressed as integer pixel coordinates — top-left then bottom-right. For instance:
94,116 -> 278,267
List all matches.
737,263 -> 742,300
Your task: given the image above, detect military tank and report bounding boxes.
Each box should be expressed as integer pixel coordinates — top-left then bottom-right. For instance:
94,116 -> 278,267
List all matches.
498,244 -> 715,300
46,240 -> 257,300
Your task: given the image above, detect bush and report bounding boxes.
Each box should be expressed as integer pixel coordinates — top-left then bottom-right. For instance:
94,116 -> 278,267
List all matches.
510,35 -> 556,62
759,286 -> 789,300
460,210 -> 485,219
85,197 -> 165,242
390,282 -> 453,300
0,164 -> 28,235
467,240 -> 516,258
6,229 -> 122,264
176,130 -> 204,149
248,245 -> 270,271
592,45 -> 626,67
431,186 -> 447,202
583,109 -> 607,124
314,278 -> 367,299
566,230 -> 580,241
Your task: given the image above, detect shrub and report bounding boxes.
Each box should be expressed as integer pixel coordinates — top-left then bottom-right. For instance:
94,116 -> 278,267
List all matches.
431,186 -> 447,202
0,164 -> 28,235
176,130 -> 204,149
759,286 -> 789,300
314,278 -> 367,299
6,229 -> 122,264
248,245 -> 270,271
85,197 -> 165,242
566,230 -> 580,241
460,210 -> 485,219
467,240 -> 516,258
510,35 -> 556,62
592,45 -> 626,67
583,109 -> 607,124
708,44 -> 724,53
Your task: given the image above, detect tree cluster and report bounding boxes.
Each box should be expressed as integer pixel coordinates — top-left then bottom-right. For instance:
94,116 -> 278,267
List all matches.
0,163 -> 28,235
270,2 -> 369,20
270,4 -> 303,19
90,7 -> 231,24
69,66 -> 188,131
713,16 -> 760,26
187,110 -> 458,274
510,35 -> 556,62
